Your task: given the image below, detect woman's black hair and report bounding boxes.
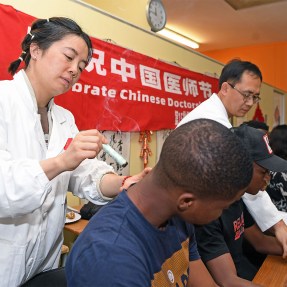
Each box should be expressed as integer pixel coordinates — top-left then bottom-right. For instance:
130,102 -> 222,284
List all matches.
8,17 -> 93,75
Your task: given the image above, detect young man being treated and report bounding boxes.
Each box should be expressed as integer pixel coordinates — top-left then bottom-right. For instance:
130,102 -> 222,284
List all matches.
66,119 -> 253,287
195,124 -> 287,286
178,59 -> 287,257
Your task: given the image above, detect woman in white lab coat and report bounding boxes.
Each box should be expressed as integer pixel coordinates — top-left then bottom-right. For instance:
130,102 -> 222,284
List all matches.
0,17 -> 149,286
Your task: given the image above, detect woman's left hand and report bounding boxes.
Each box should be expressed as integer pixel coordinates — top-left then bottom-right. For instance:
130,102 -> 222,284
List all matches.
120,167 -> 152,191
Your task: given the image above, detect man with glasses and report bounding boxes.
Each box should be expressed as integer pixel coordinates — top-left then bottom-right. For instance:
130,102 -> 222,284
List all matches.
227,82 -> 261,104
178,59 -> 287,257
178,59 -> 262,126
195,124 -> 287,285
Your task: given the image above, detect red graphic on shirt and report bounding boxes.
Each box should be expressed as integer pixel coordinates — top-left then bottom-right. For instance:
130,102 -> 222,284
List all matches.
233,213 -> 244,240
263,134 -> 273,154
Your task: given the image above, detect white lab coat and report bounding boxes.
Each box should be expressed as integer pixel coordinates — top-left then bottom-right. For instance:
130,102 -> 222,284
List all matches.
0,70 -> 115,286
177,93 -> 283,231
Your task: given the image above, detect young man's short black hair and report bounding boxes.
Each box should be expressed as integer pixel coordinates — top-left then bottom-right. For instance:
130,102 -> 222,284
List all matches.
156,118 -> 253,200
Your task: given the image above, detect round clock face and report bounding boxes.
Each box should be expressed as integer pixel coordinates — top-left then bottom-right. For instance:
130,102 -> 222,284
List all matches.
146,0 -> 167,32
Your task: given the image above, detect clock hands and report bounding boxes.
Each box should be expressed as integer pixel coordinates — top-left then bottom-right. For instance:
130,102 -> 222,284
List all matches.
150,5 -> 157,16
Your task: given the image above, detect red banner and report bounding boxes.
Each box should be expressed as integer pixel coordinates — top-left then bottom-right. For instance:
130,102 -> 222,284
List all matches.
0,4 -> 219,131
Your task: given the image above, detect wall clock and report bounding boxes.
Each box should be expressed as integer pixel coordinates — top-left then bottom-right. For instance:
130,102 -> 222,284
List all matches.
146,0 -> 167,32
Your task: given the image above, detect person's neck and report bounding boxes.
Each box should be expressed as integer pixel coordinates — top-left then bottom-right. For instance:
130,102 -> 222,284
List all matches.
37,105 -> 49,135
38,106 -> 48,112
25,68 -> 52,108
217,91 -> 232,118
127,177 -> 174,229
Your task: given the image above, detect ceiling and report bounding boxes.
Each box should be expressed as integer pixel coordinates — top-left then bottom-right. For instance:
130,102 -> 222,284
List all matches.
161,0 -> 287,53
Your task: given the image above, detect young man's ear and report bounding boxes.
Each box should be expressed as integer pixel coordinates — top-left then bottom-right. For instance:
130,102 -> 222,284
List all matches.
177,193 -> 195,211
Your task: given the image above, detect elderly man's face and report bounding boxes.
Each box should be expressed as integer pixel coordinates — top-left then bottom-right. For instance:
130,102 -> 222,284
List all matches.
220,71 -> 261,118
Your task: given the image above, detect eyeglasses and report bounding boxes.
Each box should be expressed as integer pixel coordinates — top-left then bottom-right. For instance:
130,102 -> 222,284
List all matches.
255,163 -> 271,177
227,82 -> 261,104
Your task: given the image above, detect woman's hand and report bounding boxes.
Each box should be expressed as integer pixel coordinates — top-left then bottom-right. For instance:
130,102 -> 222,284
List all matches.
120,167 -> 152,191
41,130 -> 108,180
61,129 -> 108,171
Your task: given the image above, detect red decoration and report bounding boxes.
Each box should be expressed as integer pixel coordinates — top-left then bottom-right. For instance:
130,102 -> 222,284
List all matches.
252,103 -> 265,122
139,131 -> 153,167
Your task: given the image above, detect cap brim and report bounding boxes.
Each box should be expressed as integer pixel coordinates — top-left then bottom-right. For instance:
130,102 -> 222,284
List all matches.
256,154 -> 287,172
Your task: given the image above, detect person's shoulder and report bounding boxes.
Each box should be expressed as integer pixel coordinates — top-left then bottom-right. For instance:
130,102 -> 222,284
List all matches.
73,199 -> 142,261
0,78 -> 20,107
84,193 -> 132,234
0,78 -> 16,93
177,94 -> 222,125
66,236 -> 150,287
0,78 -> 13,86
74,209 -> 125,256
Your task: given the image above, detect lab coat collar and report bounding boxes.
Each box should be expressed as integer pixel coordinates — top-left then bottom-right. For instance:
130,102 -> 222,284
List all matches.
14,70 -> 68,157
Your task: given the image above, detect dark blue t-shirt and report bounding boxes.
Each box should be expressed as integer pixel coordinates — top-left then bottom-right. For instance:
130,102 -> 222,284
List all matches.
66,190 -> 200,287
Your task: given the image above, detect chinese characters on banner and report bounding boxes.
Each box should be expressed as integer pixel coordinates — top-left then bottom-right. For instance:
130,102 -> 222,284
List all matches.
0,4 -> 219,132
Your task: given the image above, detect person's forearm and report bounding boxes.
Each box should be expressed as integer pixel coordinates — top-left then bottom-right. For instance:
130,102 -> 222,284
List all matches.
268,219 -> 286,235
206,254 -> 263,287
188,260 -> 218,287
268,219 -> 287,258
40,155 -> 67,180
255,235 -> 283,255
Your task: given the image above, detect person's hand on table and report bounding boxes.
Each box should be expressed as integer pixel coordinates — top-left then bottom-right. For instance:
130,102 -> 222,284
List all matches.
271,219 -> 287,259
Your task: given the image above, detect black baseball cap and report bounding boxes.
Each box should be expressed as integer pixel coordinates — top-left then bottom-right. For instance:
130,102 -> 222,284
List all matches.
244,120 -> 269,132
234,124 -> 287,172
